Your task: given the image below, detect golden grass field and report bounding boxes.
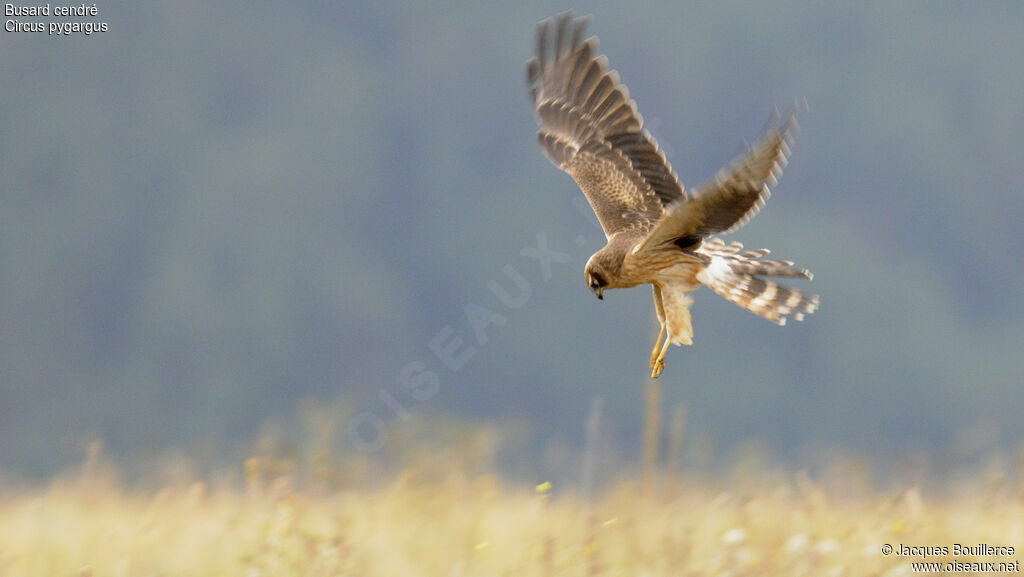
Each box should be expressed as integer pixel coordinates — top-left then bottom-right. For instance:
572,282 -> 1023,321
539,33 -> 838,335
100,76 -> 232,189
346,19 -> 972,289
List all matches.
2,454 -> 1022,576
1,405 -> 1022,576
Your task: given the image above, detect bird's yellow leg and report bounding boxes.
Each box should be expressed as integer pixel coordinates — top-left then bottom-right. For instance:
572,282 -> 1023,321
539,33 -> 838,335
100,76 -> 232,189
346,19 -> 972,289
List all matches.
649,324 -> 666,370
650,335 -> 672,379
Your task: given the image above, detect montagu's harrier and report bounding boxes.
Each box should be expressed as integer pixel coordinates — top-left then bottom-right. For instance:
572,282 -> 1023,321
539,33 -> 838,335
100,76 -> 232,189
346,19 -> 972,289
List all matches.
527,12 -> 818,378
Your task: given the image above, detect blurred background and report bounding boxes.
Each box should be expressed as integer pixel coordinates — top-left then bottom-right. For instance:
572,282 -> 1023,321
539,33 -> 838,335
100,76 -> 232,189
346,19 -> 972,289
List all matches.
1,1 -> 1021,483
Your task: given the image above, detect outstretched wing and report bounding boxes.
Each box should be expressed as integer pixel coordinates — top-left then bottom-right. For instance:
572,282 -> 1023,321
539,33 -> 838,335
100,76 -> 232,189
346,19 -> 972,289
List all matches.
634,108 -> 799,253
527,11 -> 684,239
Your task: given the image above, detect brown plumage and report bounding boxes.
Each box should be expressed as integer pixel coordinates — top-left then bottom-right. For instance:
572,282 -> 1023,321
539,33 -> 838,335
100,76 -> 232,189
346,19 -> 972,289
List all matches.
527,12 -> 818,377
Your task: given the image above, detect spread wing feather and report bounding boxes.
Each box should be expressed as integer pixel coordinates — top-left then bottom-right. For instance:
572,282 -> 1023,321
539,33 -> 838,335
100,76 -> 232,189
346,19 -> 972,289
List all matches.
634,107 -> 799,254
528,12 -> 684,238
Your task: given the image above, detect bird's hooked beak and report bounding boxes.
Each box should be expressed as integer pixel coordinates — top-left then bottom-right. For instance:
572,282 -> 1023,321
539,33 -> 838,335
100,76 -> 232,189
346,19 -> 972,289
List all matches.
591,286 -> 604,300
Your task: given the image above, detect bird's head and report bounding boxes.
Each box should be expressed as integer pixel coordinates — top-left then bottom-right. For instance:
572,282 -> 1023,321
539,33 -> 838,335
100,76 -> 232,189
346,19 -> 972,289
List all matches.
584,253 -> 615,300
585,269 -> 606,300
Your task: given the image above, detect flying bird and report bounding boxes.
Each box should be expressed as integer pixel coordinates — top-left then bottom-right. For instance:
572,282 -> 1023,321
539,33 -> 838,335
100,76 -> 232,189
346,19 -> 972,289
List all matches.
527,12 -> 818,378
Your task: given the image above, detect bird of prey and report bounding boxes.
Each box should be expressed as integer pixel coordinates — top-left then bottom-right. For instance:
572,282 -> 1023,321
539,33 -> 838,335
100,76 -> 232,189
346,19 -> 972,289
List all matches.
527,12 -> 818,378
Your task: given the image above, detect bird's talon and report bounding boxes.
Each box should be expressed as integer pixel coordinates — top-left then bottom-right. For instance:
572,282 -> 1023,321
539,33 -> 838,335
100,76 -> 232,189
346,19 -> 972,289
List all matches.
650,359 -> 665,379
650,325 -> 666,369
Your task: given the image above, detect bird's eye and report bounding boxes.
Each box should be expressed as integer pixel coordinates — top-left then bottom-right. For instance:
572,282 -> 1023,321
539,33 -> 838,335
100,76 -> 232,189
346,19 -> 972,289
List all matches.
589,274 -> 603,289
673,234 -> 702,250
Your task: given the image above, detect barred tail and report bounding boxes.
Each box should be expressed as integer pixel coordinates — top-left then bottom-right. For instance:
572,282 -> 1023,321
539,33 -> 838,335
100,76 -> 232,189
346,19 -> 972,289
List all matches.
696,239 -> 819,326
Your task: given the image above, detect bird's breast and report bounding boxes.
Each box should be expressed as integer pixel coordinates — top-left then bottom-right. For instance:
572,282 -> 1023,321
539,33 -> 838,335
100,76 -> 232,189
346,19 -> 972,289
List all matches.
621,249 -> 703,288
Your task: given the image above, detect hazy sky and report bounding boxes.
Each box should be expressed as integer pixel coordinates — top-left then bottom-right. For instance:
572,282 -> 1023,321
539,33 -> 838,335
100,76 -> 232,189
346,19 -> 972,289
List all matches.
1,1 -> 1022,478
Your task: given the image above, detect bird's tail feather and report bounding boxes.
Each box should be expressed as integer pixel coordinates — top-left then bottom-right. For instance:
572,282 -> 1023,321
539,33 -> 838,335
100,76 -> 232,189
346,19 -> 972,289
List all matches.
697,238 -> 819,325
